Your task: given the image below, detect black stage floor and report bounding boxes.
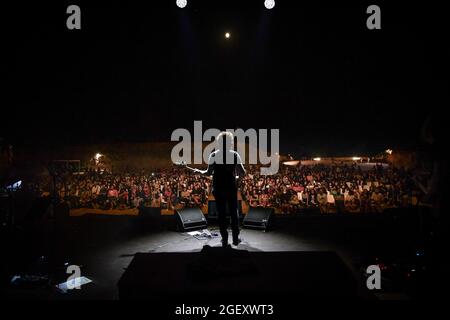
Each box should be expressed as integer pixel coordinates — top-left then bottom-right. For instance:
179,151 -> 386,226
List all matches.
1,211 -> 426,300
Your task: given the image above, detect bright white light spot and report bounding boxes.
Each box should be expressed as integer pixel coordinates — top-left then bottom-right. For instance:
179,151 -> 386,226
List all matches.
6,180 -> 22,191
352,157 -> 361,161
385,149 -> 393,155
283,161 -> 300,166
225,32 -> 230,39
56,277 -> 92,293
313,157 -> 321,161
176,0 -> 187,9
264,0 -> 275,9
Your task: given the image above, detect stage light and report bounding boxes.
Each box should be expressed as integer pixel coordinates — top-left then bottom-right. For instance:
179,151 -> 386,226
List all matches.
313,157 -> 321,161
225,32 -> 230,39
94,153 -> 103,165
264,0 -> 275,9
176,0 -> 187,9
6,180 -> 22,191
283,160 -> 300,166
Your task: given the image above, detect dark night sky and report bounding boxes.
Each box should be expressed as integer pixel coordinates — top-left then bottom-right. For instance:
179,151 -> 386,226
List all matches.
3,0 -> 448,156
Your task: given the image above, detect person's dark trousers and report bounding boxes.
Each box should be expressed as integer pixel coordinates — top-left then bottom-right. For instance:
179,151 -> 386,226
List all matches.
213,189 -> 239,245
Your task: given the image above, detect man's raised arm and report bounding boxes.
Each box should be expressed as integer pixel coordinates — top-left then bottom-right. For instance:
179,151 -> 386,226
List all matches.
195,153 -> 214,176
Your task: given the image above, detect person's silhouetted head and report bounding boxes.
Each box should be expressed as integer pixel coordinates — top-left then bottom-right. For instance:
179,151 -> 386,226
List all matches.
216,131 -> 234,152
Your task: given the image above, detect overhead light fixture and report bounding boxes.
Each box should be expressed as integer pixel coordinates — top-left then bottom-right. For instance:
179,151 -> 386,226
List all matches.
264,0 -> 275,9
176,0 -> 187,9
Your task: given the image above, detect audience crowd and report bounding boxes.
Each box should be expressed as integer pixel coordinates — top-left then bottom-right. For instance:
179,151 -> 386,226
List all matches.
35,163 -> 424,214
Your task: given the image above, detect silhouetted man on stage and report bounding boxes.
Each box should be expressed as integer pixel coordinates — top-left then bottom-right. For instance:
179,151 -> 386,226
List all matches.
192,132 -> 246,247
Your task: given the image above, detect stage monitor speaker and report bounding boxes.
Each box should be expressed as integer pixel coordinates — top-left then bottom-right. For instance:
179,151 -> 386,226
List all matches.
243,207 -> 273,231
176,208 -> 207,231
